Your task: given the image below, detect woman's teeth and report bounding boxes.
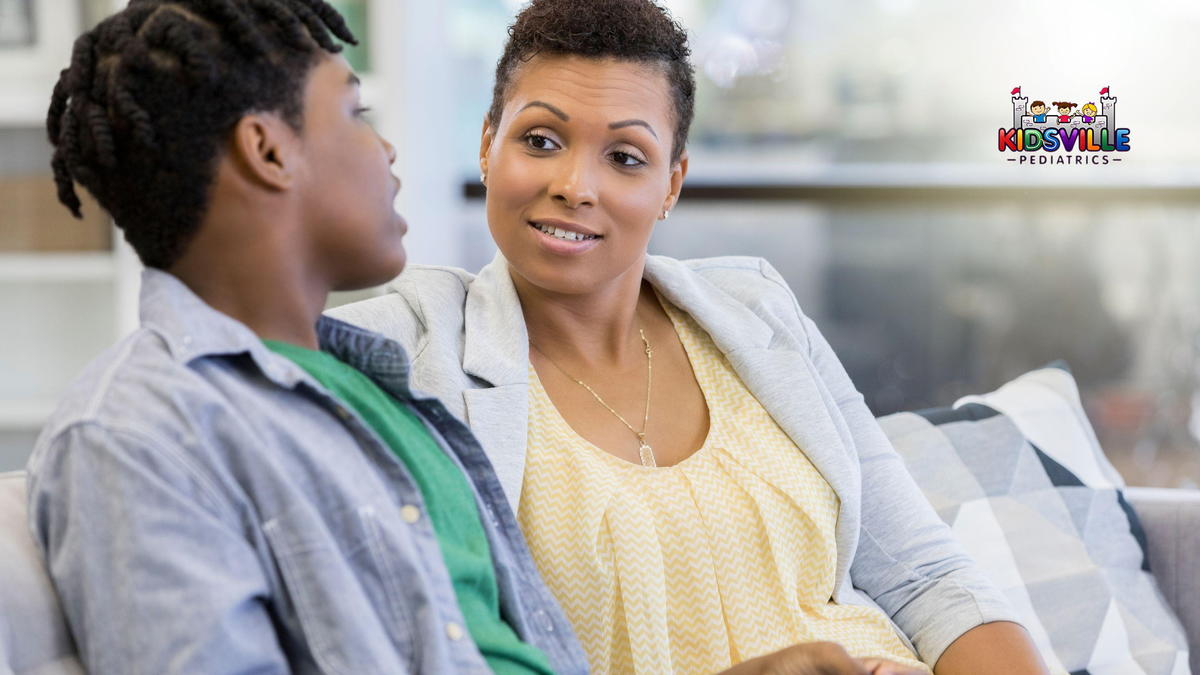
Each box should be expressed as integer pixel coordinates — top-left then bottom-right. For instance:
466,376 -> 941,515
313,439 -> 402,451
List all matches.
533,223 -> 599,241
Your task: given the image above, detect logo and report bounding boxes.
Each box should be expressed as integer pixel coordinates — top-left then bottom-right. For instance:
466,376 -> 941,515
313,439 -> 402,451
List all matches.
999,86 -> 1130,165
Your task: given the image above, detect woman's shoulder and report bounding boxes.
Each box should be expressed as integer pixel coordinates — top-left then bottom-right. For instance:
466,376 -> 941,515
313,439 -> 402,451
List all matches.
680,255 -> 794,292
326,264 -> 474,353
653,255 -> 811,325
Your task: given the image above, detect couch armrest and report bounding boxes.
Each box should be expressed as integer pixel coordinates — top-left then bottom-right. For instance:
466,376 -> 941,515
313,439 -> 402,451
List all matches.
0,470 -> 83,675
1125,486 -> 1200,670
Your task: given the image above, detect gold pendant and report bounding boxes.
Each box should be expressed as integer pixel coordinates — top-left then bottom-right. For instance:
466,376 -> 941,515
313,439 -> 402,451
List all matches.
638,443 -> 657,468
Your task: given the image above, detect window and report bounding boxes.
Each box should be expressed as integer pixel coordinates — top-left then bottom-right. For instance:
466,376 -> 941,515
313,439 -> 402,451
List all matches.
444,0 -> 1200,487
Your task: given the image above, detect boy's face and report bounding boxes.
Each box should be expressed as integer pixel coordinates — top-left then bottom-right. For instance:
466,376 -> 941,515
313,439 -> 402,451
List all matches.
1031,104 -> 1046,115
295,54 -> 407,290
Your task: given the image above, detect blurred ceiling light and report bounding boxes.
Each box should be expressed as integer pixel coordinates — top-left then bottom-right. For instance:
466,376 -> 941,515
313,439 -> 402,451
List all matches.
736,0 -> 791,33
877,0 -> 916,15
697,0 -> 792,87
703,33 -> 760,88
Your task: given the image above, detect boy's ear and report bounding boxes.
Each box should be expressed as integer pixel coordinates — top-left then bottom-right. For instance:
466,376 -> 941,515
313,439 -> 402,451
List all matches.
228,113 -> 299,192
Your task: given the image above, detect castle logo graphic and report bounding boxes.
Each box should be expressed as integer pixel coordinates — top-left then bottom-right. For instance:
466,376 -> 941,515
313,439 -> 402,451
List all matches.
999,86 -> 1130,165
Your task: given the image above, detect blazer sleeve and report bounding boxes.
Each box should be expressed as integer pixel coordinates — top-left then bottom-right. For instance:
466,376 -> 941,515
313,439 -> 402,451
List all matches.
762,261 -> 1022,666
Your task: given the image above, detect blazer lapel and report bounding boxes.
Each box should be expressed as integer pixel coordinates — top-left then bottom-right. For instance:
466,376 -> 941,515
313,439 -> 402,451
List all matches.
646,256 -> 863,578
463,385 -> 529,513
723,347 -> 863,583
461,253 -> 533,511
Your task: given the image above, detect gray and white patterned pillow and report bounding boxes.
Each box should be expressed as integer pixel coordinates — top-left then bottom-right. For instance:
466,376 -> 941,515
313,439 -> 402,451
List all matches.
879,364 -> 1190,675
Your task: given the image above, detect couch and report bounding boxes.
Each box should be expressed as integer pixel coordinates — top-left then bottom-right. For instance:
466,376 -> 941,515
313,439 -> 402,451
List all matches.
2,472 -> 1198,674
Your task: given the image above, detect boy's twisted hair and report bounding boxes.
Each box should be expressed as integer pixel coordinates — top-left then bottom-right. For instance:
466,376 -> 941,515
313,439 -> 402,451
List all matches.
48,0 -> 355,268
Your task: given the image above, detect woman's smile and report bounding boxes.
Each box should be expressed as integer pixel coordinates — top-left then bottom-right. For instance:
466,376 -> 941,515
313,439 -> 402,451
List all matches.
527,218 -> 604,256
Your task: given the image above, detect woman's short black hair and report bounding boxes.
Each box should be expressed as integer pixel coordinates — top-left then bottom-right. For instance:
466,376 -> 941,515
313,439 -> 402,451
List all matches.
48,0 -> 355,269
487,0 -> 695,164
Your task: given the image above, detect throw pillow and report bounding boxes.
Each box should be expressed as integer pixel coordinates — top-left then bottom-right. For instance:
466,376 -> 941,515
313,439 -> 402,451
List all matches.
878,364 -> 1190,675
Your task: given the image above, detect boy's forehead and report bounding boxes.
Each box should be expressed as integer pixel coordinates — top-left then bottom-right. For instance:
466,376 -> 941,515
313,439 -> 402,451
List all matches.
308,53 -> 355,90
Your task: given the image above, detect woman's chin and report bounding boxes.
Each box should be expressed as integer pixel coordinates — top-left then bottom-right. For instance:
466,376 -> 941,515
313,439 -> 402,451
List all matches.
505,257 -> 605,296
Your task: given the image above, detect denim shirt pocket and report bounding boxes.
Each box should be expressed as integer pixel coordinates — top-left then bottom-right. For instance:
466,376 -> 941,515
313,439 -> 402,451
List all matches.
263,501 -> 416,674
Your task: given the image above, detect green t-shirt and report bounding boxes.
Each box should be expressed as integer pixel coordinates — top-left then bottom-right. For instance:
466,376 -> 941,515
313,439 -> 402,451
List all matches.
264,340 -> 554,675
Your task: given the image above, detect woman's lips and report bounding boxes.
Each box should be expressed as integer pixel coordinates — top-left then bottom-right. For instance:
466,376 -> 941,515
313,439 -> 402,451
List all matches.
527,221 -> 602,256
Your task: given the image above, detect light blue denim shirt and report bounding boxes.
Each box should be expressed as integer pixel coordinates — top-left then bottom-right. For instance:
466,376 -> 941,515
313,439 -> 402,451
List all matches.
25,268 -> 588,675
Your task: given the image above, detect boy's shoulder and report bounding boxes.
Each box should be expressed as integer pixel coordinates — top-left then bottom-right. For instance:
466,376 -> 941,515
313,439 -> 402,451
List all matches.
39,328 -> 172,435
29,325 -> 244,473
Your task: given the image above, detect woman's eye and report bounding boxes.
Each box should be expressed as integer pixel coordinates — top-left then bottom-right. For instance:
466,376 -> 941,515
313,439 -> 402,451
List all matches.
611,151 -> 645,167
524,133 -> 560,151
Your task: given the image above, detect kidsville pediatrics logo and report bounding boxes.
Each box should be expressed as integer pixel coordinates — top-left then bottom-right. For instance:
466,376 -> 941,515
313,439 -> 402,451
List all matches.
1000,86 -> 1130,165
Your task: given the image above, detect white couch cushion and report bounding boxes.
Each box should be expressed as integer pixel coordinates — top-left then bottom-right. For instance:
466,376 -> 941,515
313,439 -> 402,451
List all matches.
0,471 -> 83,675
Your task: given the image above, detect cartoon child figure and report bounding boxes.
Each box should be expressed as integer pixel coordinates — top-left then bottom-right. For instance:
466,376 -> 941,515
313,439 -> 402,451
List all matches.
1029,100 -> 1049,123
1052,101 -> 1077,123
1080,102 -> 1097,123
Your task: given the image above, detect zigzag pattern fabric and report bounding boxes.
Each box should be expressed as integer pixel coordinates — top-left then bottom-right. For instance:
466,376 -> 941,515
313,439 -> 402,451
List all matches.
518,301 -> 929,674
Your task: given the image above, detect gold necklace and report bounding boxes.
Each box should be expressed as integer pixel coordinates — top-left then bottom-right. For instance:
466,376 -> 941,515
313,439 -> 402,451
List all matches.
530,329 -> 656,467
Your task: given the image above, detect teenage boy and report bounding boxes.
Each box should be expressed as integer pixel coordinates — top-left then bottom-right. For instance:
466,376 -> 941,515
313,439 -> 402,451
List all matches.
29,1 -> 586,673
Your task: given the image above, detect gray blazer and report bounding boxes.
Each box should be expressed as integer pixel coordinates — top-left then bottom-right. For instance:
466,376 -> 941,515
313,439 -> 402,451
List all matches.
330,253 -> 1020,666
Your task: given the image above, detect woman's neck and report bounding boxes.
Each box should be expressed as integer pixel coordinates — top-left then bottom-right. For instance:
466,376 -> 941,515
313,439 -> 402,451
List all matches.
511,262 -> 654,370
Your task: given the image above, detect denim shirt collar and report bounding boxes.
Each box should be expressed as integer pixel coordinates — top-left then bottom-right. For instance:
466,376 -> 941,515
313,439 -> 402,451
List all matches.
138,268 -> 413,395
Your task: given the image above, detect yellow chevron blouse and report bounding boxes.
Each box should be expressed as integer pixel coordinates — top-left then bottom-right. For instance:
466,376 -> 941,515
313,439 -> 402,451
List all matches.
517,300 -> 931,675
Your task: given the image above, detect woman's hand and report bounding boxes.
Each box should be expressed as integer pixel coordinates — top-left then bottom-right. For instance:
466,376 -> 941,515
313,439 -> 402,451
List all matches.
721,642 -> 866,674
718,641 -> 924,675
860,657 -> 927,675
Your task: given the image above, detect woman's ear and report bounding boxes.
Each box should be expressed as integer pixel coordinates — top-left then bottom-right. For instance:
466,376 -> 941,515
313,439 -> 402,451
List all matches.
479,115 -> 495,179
228,112 -> 298,192
663,150 -> 689,215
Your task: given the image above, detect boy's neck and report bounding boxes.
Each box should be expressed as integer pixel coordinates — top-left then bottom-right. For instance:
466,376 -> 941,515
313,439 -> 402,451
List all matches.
168,211 -> 328,351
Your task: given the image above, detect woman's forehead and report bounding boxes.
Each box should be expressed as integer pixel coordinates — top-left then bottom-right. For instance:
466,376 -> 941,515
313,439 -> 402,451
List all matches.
504,55 -> 673,121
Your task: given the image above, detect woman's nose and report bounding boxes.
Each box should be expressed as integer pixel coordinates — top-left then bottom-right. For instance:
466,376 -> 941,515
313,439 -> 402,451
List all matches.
550,156 -> 596,209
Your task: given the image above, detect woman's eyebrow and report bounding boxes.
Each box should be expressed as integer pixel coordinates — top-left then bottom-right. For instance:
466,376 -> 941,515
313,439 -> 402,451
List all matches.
518,100 -> 658,139
519,100 -> 569,120
610,119 -> 658,139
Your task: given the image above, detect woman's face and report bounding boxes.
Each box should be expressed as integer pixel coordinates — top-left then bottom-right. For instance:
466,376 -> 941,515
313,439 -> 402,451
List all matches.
480,54 -> 686,296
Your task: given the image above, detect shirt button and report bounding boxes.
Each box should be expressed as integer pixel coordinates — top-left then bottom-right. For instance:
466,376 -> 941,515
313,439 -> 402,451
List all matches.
445,621 -> 464,641
400,505 -> 421,524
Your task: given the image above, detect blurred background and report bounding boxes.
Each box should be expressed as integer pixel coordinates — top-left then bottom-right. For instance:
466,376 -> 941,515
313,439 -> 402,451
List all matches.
2,0 -> 1199,487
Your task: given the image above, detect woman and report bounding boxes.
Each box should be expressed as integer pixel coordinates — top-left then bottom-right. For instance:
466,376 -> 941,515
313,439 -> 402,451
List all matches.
334,1 -> 1048,673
